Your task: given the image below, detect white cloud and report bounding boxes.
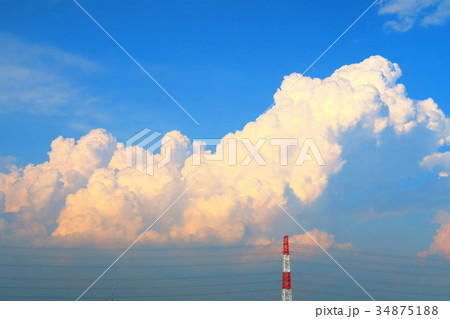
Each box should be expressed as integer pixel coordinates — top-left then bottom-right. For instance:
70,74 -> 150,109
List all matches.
246,229 -> 353,260
0,129 -> 116,243
379,0 -> 450,31
0,33 -> 104,122
420,151 -> 450,176
289,229 -> 353,258
0,55 -> 449,249
418,209 -> 450,259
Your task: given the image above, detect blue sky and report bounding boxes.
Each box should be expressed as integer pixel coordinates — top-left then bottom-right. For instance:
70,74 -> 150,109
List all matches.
0,0 -> 449,301
1,0 -> 449,163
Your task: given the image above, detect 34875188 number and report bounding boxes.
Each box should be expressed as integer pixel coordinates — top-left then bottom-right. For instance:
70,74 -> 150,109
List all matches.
375,306 -> 438,316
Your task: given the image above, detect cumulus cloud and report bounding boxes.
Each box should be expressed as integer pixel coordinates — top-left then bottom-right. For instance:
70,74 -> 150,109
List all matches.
421,151 -> 450,176
246,229 -> 353,260
289,229 -> 353,258
0,55 -> 449,249
51,131 -> 189,246
418,210 -> 450,259
0,129 -> 116,242
379,0 -> 450,31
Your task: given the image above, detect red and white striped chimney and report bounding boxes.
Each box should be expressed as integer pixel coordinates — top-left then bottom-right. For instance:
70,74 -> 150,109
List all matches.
282,235 -> 292,301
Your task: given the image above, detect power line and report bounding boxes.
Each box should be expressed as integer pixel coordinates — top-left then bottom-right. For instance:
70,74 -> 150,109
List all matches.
291,261 -> 449,278
1,270 -> 448,290
0,251 -> 281,261
0,279 -> 279,290
0,243 -> 280,252
293,274 -> 450,290
0,243 -> 446,264
0,271 -> 277,282
290,253 -> 450,271
2,252 -> 447,271
291,279 -> 450,298
1,259 -> 446,276
0,258 -> 280,269
289,244 -> 447,263
0,288 -> 279,300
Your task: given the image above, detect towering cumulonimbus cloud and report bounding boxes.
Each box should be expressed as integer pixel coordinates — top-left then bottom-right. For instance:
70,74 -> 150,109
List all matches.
0,56 -> 448,255
0,129 -> 117,242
